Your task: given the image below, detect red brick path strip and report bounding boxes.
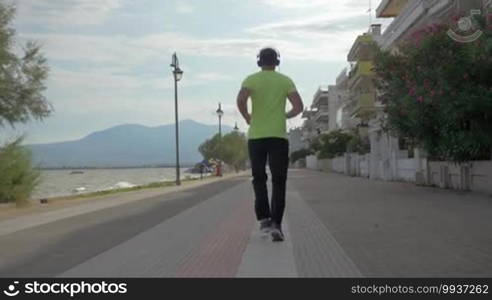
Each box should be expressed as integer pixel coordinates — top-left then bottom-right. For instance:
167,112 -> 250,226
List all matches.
175,195 -> 255,277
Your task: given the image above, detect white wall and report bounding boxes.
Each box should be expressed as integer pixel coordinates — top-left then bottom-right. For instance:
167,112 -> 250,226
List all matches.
396,158 -> 418,182
306,155 -> 318,170
427,161 -> 492,195
471,161 -> 492,195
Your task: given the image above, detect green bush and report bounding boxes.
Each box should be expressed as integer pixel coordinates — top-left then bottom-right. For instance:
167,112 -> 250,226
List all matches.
290,148 -> 312,164
347,133 -> 371,155
0,138 -> 40,205
313,130 -> 353,159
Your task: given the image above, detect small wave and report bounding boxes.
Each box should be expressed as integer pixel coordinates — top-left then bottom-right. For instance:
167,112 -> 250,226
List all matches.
113,181 -> 137,189
73,187 -> 87,193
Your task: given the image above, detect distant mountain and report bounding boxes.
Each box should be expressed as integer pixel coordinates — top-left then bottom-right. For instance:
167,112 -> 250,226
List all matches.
27,120 -> 232,168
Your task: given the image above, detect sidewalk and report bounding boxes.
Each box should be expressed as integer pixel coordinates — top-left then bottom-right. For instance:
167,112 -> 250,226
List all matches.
60,169 -> 492,277
59,176 -> 360,278
288,169 -> 492,277
2,169 -> 492,277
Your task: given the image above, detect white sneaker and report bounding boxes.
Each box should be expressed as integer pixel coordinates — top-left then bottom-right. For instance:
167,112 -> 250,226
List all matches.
270,224 -> 284,242
259,219 -> 272,234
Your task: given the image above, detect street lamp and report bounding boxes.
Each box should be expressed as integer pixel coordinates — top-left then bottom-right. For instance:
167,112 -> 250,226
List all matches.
216,102 -> 224,177
171,52 -> 183,185
233,122 -> 239,131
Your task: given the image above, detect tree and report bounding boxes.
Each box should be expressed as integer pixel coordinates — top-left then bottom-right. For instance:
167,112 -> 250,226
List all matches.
0,4 -> 51,126
198,133 -> 221,161
373,17 -> 492,162
198,131 -> 248,172
0,3 -> 50,205
221,131 -> 248,172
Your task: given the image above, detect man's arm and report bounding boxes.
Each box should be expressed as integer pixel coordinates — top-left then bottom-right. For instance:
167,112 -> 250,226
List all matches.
236,87 -> 251,125
286,91 -> 304,119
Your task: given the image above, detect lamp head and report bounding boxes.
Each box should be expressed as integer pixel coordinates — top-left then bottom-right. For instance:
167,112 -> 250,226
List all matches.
174,67 -> 183,81
216,102 -> 224,117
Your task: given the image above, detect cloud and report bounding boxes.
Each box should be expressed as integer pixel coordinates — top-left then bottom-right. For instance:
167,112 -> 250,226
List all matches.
24,30 -> 352,66
259,0 -> 334,9
48,67 -> 171,92
247,13 -> 369,37
10,0 -> 394,144
20,31 -> 279,67
15,0 -> 122,27
195,72 -> 233,81
45,66 -> 233,115
260,0 -> 373,11
245,1 -> 394,62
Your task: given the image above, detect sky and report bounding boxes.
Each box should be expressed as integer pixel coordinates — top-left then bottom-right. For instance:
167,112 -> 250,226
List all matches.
5,0 -> 393,144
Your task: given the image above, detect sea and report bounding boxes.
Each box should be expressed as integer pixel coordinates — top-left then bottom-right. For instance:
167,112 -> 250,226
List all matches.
32,167 -> 206,200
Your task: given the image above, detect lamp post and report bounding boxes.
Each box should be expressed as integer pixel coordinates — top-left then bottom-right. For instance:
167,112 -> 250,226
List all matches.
216,102 -> 224,177
171,52 -> 183,186
233,122 -> 239,131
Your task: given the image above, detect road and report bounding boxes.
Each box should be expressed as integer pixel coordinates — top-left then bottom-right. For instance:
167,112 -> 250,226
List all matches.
1,169 -> 492,277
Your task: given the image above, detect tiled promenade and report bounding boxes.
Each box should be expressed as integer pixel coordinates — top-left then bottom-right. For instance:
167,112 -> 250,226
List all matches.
1,169 -> 491,277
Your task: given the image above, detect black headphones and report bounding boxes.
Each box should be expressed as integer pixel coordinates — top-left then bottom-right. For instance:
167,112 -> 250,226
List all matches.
257,47 -> 280,67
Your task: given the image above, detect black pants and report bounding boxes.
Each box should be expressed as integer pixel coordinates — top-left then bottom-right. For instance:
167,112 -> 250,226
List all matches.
248,138 -> 289,226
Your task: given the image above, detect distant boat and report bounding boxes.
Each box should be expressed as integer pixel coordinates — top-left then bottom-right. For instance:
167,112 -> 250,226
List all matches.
70,171 -> 84,175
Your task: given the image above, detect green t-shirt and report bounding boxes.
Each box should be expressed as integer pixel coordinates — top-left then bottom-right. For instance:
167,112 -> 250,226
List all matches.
241,70 -> 297,140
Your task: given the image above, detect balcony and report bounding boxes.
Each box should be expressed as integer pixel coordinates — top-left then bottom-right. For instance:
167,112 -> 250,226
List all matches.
312,86 -> 329,108
351,92 -> 376,119
347,34 -> 375,62
312,108 -> 329,124
348,61 -> 374,89
302,109 -> 316,119
376,0 -> 409,18
377,0 -> 456,49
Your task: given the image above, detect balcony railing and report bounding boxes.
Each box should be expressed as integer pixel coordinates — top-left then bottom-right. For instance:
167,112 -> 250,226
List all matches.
379,0 -> 434,49
312,87 -> 330,108
376,0 -> 409,18
351,92 -> 376,119
348,61 -> 374,89
302,109 -> 317,119
348,34 -> 375,62
312,109 -> 329,123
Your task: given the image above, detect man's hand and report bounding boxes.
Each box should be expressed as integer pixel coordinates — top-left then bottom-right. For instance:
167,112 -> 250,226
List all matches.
286,91 -> 304,119
236,87 -> 251,125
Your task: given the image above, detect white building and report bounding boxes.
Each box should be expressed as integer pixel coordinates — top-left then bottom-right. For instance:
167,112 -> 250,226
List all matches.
310,86 -> 330,134
300,109 -> 317,146
288,127 -> 306,154
334,68 -> 355,132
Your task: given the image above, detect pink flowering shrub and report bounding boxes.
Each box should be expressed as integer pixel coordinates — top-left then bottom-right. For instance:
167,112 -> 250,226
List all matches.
373,20 -> 492,162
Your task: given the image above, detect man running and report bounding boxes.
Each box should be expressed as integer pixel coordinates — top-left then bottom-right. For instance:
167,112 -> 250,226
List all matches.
236,47 -> 304,242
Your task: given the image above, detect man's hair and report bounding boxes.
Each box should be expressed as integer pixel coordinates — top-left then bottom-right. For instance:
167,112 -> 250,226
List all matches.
258,48 -> 280,67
